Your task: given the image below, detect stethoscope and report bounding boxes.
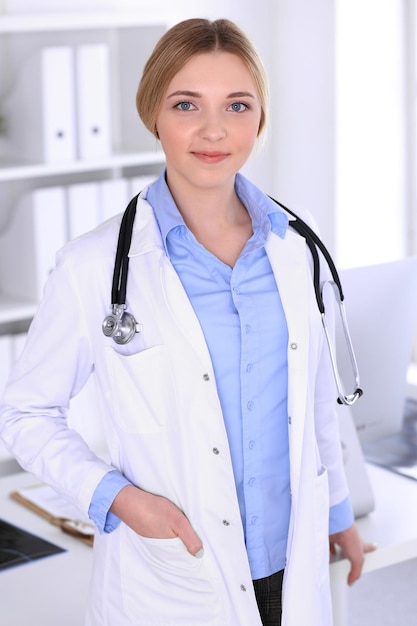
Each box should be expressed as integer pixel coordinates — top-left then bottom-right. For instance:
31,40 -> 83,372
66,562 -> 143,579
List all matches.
102,194 -> 363,407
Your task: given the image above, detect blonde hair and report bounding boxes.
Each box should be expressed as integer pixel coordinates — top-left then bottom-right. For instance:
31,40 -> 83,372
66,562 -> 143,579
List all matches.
136,18 -> 269,139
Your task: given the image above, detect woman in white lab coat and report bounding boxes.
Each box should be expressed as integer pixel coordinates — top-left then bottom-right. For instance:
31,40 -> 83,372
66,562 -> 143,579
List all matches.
0,18 -> 374,626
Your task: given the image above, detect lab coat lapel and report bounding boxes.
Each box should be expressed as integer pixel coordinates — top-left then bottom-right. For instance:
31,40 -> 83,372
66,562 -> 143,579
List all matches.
265,229 -> 310,476
265,229 -> 310,347
158,257 -> 215,368
129,197 -> 214,369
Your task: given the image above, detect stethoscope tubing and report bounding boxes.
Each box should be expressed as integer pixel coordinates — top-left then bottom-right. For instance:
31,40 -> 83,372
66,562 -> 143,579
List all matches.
270,197 -> 362,405
105,192 -> 363,406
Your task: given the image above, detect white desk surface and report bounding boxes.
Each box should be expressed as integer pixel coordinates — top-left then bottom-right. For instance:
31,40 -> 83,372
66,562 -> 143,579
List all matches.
330,463 -> 417,580
0,470 -> 93,626
0,464 -> 416,625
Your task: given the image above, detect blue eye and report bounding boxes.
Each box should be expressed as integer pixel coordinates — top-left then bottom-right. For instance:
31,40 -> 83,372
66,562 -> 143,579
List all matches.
175,102 -> 193,111
229,102 -> 248,112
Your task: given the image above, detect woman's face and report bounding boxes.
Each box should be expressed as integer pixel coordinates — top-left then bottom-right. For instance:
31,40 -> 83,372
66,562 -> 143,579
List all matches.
156,51 -> 262,195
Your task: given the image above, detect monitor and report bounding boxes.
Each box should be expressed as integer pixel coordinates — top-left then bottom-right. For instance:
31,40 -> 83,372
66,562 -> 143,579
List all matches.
334,257 -> 417,444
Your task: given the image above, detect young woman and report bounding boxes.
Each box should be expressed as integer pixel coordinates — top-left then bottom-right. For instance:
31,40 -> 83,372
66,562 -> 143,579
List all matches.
0,18 -> 374,626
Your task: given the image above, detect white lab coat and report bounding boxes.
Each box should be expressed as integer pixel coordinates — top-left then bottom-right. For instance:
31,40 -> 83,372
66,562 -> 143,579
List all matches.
0,192 -> 349,626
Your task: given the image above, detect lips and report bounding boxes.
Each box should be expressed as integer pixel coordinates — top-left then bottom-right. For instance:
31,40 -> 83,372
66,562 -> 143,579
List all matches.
191,151 -> 229,164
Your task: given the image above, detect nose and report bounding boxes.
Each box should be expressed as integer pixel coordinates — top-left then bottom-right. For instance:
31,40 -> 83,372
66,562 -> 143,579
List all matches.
198,110 -> 226,142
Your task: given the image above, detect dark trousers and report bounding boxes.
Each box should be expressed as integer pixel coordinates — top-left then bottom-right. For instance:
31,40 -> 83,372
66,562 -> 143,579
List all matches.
253,570 -> 284,626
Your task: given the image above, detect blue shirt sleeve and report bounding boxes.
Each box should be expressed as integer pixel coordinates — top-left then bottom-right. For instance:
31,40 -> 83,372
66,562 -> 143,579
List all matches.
329,496 -> 354,535
88,470 -> 133,534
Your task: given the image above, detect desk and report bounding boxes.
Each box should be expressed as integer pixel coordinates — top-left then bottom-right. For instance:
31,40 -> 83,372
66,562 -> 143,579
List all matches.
0,471 -> 93,626
330,463 -> 417,626
1,465 -> 416,625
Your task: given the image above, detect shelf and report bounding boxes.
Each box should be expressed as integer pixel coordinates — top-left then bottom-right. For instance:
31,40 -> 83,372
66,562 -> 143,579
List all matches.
0,297 -> 36,324
0,12 -> 165,34
0,151 -> 165,182
0,11 -> 167,338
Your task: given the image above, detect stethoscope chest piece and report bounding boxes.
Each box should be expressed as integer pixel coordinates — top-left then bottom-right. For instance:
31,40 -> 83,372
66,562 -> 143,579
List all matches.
102,304 -> 141,345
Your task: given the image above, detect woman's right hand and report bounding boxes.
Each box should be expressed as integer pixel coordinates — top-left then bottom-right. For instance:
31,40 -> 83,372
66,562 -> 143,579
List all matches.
110,485 -> 204,557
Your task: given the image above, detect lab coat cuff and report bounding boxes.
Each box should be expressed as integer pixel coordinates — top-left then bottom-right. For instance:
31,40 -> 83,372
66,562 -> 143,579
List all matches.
328,495 -> 354,535
88,470 -> 133,534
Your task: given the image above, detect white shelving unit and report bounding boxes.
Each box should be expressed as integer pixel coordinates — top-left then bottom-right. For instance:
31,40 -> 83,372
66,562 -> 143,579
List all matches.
0,11 -> 166,329
0,12 -> 167,471
0,11 -> 167,33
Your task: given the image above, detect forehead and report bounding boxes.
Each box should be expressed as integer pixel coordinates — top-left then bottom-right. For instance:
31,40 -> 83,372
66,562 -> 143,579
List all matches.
165,51 -> 257,93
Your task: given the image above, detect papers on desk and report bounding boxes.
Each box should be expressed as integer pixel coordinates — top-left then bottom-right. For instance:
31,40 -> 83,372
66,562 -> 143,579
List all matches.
0,518 -> 65,572
10,484 -> 95,546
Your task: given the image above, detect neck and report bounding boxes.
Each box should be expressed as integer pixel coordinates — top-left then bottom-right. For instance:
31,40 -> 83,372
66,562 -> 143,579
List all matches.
166,174 -> 245,231
165,172 -> 253,267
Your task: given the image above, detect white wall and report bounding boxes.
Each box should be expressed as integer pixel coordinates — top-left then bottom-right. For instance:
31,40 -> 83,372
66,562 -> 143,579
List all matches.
270,0 -> 408,265
270,0 -> 336,249
335,0 -> 407,268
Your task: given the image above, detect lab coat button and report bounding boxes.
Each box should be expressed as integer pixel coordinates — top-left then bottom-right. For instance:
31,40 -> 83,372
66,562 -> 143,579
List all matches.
290,342 -> 298,350
203,373 -> 210,381
288,416 -> 292,424
212,447 -> 220,455
222,519 -> 230,526
240,584 -> 247,592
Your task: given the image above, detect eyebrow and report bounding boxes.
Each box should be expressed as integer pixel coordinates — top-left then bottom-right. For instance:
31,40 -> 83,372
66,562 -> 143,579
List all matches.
167,90 -> 255,99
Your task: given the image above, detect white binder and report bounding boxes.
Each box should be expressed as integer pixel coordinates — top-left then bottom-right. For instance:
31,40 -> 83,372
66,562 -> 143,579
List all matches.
0,186 -> 67,302
75,44 -> 112,160
4,46 -> 77,163
98,178 -> 129,222
129,175 -> 158,197
66,181 -> 101,240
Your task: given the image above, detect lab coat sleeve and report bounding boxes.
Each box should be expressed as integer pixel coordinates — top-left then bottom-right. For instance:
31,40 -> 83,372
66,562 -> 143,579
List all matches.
0,253 -> 115,518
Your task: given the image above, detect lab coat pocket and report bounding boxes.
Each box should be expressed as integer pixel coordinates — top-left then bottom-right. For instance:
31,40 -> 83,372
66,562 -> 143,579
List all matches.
120,525 -> 220,623
104,345 -> 178,434
313,465 -> 330,586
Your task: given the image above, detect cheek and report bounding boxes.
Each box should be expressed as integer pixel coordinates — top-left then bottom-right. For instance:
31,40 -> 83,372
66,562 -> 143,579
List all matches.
232,114 -> 261,143
237,126 -> 259,152
156,115 -> 190,143
156,124 -> 178,154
